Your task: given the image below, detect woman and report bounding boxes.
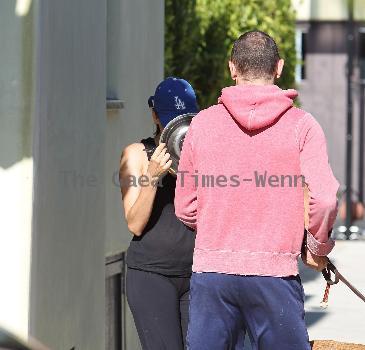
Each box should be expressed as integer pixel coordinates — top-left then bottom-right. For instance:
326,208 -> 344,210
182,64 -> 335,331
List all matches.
119,77 -> 199,350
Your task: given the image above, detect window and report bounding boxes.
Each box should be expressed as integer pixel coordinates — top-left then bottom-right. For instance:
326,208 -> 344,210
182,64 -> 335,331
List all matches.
106,0 -> 124,110
295,29 -> 307,83
105,252 -> 127,350
358,28 -> 365,79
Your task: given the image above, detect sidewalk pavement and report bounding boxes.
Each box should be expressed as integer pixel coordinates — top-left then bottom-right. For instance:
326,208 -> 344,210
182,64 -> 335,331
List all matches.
303,240 -> 365,344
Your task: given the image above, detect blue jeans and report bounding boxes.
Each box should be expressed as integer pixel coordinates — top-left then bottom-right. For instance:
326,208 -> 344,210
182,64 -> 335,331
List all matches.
187,272 -> 311,350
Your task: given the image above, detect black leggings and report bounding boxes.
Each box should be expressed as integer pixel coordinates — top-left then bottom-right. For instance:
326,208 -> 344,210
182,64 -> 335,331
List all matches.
126,268 -> 190,350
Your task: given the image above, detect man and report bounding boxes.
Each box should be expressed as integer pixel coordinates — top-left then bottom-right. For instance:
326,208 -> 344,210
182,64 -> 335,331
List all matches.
174,31 -> 339,350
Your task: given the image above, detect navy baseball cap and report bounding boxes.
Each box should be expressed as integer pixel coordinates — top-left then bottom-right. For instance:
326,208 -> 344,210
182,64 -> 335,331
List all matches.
148,77 -> 199,127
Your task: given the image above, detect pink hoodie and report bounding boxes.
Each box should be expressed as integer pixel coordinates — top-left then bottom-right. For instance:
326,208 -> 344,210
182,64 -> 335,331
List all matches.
174,84 -> 339,277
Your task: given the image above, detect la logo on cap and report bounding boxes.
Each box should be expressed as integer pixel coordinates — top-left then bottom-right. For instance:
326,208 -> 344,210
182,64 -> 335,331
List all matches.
174,96 -> 186,110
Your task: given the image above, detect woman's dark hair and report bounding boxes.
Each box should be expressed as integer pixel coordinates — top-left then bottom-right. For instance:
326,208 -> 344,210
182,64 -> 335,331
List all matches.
154,124 -> 161,137
152,108 -> 161,137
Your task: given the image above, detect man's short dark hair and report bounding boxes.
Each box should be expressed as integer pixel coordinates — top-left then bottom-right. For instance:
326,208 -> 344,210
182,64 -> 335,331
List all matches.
230,30 -> 280,80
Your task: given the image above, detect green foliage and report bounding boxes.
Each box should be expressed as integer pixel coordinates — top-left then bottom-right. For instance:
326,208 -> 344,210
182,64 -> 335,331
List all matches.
165,0 -> 297,109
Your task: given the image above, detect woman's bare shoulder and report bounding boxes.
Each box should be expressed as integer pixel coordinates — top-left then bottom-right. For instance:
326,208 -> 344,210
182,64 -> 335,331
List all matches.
120,142 -> 149,171
122,142 -> 146,157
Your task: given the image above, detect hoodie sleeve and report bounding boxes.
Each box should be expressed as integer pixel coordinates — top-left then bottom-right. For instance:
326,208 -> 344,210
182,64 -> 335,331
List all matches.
297,113 -> 339,256
174,121 -> 197,230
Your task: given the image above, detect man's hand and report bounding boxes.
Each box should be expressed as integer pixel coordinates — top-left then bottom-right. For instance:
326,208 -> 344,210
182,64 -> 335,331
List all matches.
301,248 -> 329,272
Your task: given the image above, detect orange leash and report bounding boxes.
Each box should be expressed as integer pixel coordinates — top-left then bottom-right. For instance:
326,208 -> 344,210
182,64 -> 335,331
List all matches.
320,282 -> 331,308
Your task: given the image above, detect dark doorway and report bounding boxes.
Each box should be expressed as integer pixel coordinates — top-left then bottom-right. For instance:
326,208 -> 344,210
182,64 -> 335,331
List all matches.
105,252 -> 127,350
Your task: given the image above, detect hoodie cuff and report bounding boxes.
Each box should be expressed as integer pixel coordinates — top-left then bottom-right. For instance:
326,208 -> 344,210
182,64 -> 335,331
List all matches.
306,230 -> 335,256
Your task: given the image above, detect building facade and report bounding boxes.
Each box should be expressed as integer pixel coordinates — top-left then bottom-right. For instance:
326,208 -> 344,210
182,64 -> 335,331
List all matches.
293,0 -> 365,206
0,0 -> 163,349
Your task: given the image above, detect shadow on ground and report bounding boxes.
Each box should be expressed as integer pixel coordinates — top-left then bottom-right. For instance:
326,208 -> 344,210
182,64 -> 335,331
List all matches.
299,256 -> 339,284
305,310 -> 327,327
299,260 -> 321,284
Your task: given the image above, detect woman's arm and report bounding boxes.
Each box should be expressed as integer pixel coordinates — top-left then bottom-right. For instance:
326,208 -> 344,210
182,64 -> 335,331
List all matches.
119,142 -> 171,236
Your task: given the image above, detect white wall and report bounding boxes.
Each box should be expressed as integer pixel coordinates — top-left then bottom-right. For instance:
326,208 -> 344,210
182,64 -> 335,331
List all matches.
0,0 -> 34,338
0,0 -> 165,348
0,159 -> 33,337
293,0 -> 365,21
105,0 -> 165,256
105,2 -> 164,348
30,0 -> 107,349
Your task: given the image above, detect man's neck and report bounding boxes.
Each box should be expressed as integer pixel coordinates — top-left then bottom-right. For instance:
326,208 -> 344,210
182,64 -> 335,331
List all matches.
236,77 -> 275,86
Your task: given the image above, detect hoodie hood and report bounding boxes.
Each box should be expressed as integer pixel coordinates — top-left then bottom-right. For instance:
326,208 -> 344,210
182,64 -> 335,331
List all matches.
218,84 -> 298,131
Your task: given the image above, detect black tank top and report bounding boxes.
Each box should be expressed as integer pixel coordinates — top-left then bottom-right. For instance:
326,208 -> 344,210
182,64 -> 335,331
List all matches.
126,137 -> 196,276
